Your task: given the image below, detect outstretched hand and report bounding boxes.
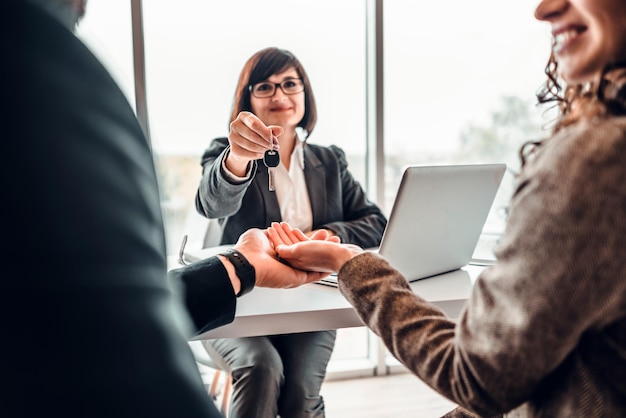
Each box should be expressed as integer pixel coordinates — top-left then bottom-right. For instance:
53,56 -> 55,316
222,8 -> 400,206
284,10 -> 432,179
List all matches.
228,111 -> 284,162
232,227 -> 329,288
267,222 -> 363,273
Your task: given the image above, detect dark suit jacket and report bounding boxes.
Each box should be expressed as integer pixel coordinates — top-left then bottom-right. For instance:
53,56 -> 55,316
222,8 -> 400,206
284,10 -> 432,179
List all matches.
196,137 -> 387,247
4,2 -> 231,416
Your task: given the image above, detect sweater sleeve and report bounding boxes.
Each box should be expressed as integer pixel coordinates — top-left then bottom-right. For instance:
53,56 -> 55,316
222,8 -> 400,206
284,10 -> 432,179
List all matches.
338,119 -> 626,416
195,137 -> 257,219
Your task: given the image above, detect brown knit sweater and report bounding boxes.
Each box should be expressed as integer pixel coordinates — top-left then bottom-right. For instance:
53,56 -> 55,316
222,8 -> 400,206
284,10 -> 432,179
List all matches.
337,117 -> 626,417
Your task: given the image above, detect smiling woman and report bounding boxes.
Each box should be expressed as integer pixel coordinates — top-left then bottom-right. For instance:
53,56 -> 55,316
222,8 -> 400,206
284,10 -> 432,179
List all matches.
193,46 -> 387,418
535,0 -> 626,83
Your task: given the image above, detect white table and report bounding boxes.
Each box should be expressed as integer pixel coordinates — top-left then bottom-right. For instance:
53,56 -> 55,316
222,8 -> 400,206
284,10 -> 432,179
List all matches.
189,263 -> 486,341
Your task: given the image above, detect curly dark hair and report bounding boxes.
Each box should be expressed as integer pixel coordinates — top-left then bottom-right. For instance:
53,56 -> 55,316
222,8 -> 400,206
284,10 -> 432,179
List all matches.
519,56 -> 626,167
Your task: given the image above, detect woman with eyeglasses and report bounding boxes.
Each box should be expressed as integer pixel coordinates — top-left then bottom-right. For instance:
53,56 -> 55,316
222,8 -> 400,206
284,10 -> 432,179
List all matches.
194,47 -> 387,418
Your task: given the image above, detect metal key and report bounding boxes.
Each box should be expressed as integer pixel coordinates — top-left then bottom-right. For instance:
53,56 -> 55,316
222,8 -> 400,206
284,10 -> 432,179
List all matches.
263,148 -> 280,192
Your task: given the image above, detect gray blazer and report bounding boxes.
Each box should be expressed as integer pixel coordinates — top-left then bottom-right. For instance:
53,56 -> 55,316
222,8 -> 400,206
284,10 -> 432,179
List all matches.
196,137 -> 387,248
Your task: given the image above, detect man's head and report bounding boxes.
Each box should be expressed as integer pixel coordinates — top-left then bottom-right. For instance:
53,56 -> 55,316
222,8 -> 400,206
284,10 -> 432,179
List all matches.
65,0 -> 87,27
28,0 -> 87,30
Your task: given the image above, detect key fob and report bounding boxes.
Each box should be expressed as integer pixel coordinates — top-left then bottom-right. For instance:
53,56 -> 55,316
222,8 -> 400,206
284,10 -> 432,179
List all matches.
263,150 -> 280,167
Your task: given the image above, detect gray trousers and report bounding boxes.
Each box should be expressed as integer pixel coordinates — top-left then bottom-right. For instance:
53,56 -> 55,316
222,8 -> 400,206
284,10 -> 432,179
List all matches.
203,330 -> 336,418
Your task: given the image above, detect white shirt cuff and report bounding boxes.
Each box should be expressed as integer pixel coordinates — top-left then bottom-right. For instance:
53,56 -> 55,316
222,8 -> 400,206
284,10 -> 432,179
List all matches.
221,147 -> 253,182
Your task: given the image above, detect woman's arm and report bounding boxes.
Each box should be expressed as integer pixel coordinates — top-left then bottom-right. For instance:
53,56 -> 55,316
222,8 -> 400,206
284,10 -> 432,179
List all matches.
196,112 -> 283,219
338,122 -> 626,415
195,137 -> 257,219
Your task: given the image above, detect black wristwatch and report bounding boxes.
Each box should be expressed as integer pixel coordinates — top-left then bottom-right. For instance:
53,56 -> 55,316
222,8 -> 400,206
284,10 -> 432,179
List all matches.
219,248 -> 256,297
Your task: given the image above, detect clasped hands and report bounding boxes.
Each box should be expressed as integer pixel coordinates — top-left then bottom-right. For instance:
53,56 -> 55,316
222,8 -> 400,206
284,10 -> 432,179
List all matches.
233,222 -> 363,289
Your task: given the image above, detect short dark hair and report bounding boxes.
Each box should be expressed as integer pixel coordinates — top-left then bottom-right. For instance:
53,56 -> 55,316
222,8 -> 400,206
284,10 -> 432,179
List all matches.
230,47 -> 317,137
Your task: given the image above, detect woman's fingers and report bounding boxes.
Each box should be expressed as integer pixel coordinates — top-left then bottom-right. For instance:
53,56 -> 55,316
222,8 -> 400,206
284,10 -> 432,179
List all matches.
308,229 -> 329,241
286,224 -> 311,242
228,112 -> 275,158
268,222 -> 296,246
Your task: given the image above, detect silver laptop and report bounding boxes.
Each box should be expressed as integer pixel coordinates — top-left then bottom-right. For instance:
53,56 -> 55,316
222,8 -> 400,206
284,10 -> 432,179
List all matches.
318,163 -> 505,286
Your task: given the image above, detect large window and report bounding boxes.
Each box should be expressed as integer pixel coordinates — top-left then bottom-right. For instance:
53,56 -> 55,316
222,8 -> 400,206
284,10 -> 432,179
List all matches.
141,0 -> 371,374
77,0 -> 374,377
384,0 -> 551,234
76,0 -> 552,378
141,0 -> 368,255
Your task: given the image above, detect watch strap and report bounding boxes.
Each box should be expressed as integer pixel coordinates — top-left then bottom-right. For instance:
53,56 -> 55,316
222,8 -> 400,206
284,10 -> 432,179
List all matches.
219,248 -> 256,297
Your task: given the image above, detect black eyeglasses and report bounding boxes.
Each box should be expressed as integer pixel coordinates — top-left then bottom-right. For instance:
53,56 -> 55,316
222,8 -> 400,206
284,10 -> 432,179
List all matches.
248,78 -> 304,98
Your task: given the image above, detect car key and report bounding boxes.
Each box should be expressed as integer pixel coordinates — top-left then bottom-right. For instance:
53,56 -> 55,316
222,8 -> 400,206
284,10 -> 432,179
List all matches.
263,138 -> 280,192
263,150 -> 279,191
